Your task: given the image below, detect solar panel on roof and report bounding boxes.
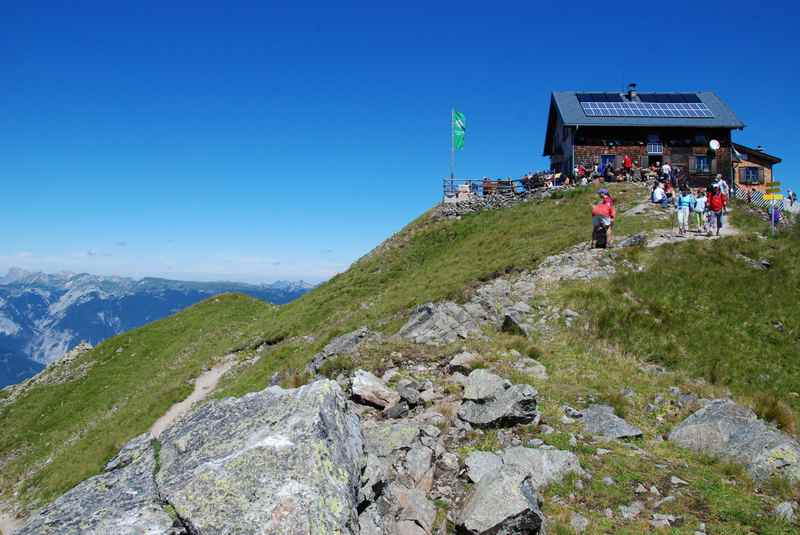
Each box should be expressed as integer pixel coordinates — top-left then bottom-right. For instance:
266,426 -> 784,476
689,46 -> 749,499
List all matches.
638,93 -> 702,103
580,100 -> 713,118
576,93 -> 624,103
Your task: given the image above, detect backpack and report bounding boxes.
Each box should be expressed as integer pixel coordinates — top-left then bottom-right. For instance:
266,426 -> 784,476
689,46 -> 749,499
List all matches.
593,223 -> 608,249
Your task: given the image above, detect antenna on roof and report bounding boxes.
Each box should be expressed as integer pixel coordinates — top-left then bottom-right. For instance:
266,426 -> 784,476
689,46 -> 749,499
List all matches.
627,83 -> 638,100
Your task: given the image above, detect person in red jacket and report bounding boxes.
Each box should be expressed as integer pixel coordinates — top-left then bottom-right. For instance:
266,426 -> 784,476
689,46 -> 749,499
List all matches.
707,185 -> 727,236
591,189 -> 616,247
623,154 -> 633,180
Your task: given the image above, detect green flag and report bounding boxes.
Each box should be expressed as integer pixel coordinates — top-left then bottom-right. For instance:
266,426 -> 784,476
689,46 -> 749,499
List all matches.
453,110 -> 465,150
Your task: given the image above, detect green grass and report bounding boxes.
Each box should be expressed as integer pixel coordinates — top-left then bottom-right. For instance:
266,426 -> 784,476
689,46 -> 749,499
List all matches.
217,183 -> 660,397
0,293 -> 270,505
561,227 -> 800,417
0,184 -> 655,507
6,179 -> 797,528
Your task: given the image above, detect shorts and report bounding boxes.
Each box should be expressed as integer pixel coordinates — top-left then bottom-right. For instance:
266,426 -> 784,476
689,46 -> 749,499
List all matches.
592,215 -> 612,227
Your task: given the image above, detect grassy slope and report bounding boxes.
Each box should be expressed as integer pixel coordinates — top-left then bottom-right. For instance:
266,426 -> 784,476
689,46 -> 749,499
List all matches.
561,210 -> 800,419
0,185 -> 657,507
5,181 -> 798,531
216,185 -> 665,397
0,294 -> 270,505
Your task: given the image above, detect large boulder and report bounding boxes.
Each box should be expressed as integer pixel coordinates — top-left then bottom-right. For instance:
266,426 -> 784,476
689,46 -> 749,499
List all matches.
351,369 -> 401,409
669,399 -> 800,482
457,465 -> 545,535
398,302 -> 482,345
458,370 -> 539,428
580,404 -> 643,440
17,435 -> 178,535
156,380 -> 366,534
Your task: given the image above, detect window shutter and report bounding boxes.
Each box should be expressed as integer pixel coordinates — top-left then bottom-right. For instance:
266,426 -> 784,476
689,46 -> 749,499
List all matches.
710,157 -> 718,174
641,155 -> 649,168
738,167 -> 745,183
758,167 -> 764,184
689,156 -> 696,172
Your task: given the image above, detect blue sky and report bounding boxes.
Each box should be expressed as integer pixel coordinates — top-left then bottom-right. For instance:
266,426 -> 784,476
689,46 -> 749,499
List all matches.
2,1 -> 798,283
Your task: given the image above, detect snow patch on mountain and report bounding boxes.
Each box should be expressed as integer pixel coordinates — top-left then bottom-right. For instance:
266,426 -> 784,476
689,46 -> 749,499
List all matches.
0,315 -> 20,336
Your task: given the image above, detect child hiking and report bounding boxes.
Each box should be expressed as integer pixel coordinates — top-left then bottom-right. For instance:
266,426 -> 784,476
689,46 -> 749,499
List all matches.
675,187 -> 695,235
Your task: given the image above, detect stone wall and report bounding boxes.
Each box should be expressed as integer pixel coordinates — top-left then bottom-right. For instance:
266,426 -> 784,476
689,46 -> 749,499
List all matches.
435,186 -> 567,219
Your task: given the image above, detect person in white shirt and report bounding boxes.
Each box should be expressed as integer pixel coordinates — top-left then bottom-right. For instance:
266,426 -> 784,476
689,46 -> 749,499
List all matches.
693,188 -> 708,232
651,182 -> 668,206
661,162 -> 672,181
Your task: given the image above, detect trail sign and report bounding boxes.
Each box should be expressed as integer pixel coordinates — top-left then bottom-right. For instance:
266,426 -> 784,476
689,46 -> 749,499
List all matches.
764,194 -> 784,200
769,181 -> 781,187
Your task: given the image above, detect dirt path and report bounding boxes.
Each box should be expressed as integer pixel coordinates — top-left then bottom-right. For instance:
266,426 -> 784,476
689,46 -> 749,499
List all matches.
645,212 -> 740,248
149,355 -> 237,439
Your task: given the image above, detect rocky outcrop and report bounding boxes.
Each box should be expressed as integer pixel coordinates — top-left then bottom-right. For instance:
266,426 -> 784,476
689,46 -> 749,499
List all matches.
397,243 -> 623,346
532,246 -> 618,287
17,435 -> 178,535
155,380 -> 365,534
307,327 -> 381,375
580,404 -> 643,440
458,370 -> 539,428
669,399 -> 800,482
398,302 -> 482,345
23,380 -> 367,534
616,233 -> 648,248
358,420 -> 442,533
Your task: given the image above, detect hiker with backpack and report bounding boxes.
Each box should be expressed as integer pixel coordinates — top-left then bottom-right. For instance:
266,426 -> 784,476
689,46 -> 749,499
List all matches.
675,187 -> 695,236
707,185 -> 727,236
591,188 -> 615,248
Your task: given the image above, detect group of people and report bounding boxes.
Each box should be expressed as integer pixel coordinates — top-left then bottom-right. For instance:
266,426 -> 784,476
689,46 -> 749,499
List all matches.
575,157 -> 676,184
590,173 -> 732,249
651,174 -> 729,236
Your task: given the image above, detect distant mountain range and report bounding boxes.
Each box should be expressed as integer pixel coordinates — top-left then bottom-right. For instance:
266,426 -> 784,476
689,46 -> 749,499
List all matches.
0,268 -> 313,388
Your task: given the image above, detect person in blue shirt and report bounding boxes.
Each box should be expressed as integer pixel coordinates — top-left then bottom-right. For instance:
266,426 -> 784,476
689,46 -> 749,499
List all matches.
675,187 -> 696,236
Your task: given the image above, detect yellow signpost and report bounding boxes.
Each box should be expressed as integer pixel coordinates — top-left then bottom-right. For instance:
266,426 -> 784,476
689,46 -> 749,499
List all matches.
764,194 -> 784,201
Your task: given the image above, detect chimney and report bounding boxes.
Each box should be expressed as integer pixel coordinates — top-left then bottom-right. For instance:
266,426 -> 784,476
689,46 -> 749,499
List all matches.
756,145 -> 765,152
627,83 -> 638,100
